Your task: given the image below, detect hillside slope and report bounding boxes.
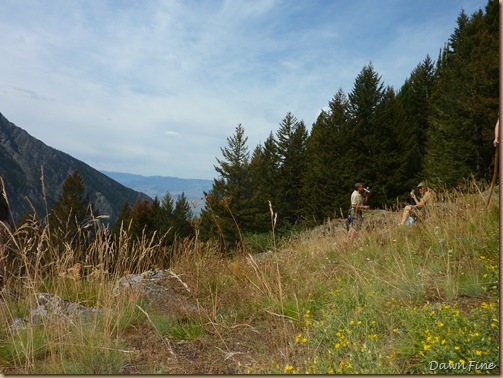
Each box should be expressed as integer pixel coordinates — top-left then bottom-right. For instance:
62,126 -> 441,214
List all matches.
0,112 -> 148,223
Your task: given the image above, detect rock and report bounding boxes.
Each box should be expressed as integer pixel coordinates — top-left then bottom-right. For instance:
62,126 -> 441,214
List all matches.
8,292 -> 102,331
114,269 -> 199,318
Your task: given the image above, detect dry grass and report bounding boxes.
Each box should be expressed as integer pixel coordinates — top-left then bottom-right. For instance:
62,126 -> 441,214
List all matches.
0,183 -> 499,374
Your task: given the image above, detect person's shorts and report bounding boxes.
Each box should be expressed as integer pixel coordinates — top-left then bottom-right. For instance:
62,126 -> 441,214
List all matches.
410,208 -> 423,222
350,214 -> 363,231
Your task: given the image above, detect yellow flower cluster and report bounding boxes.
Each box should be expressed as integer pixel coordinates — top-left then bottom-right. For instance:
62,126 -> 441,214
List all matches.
416,301 -> 498,369
295,333 -> 308,344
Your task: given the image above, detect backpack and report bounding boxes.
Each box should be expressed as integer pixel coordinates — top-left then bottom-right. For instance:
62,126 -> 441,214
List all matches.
346,208 -> 353,231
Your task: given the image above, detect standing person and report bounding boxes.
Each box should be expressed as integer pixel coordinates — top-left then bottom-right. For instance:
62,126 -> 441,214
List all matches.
348,183 -> 369,240
400,182 -> 433,225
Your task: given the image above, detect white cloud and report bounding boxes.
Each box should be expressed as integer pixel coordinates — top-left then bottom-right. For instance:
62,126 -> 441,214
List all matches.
164,131 -> 180,137
0,0 -> 489,180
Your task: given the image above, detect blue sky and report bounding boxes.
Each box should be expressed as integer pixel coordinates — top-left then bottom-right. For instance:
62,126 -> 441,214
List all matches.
0,0 -> 489,180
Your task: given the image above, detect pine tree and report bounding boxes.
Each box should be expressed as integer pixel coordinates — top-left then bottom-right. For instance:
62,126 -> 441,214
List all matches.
425,2 -> 499,186
112,200 -> 133,236
371,86 -> 409,204
130,198 -> 155,239
200,124 -> 251,252
275,113 -> 308,227
49,170 -> 94,234
172,193 -> 194,240
396,56 -> 436,187
345,63 -> 386,192
303,89 -> 350,222
248,133 -> 280,233
158,192 -> 175,244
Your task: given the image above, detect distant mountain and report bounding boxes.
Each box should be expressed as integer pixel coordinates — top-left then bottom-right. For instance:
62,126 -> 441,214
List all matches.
0,112 -> 149,224
101,171 -> 212,212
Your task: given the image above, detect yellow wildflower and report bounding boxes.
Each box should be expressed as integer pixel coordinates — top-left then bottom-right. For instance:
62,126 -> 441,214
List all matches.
284,365 -> 294,373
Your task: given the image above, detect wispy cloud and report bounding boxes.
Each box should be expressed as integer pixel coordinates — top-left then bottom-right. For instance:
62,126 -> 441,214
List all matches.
0,0 -> 488,179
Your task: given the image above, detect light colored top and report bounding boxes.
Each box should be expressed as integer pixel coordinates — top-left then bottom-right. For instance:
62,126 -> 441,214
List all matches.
351,190 -> 364,207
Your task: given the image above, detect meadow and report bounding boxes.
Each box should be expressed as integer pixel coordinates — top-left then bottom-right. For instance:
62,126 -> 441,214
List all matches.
0,183 -> 499,374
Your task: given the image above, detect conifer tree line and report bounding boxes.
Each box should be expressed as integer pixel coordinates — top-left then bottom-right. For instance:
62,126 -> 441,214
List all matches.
14,1 -> 497,261
199,0 -> 499,249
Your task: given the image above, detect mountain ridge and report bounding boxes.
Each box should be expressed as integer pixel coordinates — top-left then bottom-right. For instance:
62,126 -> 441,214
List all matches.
0,112 -> 149,224
100,170 -> 212,210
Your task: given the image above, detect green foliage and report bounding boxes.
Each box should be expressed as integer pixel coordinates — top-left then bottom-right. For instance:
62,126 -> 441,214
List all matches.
43,336 -> 129,374
100,2 -> 500,253
49,170 -> 95,234
396,55 -> 436,185
425,1 -> 499,187
169,319 -> 205,340
112,200 -> 133,236
200,124 -> 251,252
112,191 -> 195,265
274,113 -> 308,227
269,192 -> 499,375
303,89 -> 350,222
172,192 -> 194,240
0,325 -> 47,367
248,134 -> 280,233
396,301 -> 499,374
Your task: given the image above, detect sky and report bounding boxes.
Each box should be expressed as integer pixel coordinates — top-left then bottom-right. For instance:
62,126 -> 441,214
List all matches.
0,0 -> 490,180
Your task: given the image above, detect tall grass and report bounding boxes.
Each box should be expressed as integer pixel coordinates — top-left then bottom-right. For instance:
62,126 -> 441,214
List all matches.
0,183 -> 499,374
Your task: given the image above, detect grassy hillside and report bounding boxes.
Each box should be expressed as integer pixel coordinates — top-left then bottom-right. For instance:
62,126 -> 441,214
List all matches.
0,183 -> 499,374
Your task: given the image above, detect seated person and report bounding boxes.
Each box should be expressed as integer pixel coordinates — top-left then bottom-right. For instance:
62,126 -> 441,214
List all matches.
400,182 -> 433,225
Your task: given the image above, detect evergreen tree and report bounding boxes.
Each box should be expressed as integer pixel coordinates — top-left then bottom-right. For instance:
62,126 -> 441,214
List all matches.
345,63 -> 386,192
158,192 -> 175,244
130,198 -> 155,239
248,133 -> 280,233
48,170 -> 96,263
275,113 -> 308,227
112,200 -> 133,236
49,170 -> 94,234
151,196 -> 162,237
200,124 -> 251,252
172,193 -> 194,240
371,86 -> 409,205
425,2 -> 499,186
396,56 -> 436,188
303,89 -> 350,222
